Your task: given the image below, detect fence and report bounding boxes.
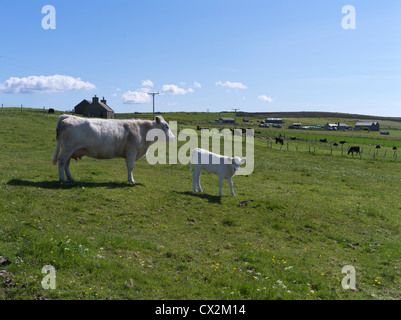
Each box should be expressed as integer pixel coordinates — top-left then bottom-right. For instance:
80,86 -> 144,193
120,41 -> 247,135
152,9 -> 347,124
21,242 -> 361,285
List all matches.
266,139 -> 400,162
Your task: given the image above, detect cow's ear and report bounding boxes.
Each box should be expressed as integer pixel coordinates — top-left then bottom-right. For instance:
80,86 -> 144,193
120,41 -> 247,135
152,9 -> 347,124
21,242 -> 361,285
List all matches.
241,158 -> 246,164
155,116 -> 161,124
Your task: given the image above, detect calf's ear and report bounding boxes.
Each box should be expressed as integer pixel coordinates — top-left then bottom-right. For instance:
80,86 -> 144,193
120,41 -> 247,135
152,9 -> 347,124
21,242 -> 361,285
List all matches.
155,116 -> 161,124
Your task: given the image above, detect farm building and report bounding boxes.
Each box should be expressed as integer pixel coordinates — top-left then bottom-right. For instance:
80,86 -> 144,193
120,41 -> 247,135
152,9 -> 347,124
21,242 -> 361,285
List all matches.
218,117 -> 235,124
324,123 -> 352,131
288,123 -> 302,129
74,95 -> 115,119
266,118 -> 283,124
355,121 -> 380,131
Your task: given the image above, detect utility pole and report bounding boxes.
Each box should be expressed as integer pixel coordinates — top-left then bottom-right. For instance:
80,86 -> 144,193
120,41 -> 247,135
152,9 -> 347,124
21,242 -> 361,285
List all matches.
148,92 -> 159,119
232,108 -> 240,129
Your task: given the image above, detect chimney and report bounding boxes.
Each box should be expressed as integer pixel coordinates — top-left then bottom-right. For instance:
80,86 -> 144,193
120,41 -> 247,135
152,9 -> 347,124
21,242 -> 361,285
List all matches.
92,95 -> 99,104
101,96 -> 107,105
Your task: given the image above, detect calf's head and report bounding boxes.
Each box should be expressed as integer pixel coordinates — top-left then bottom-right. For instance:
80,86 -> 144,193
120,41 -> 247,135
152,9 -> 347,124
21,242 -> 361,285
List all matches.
232,156 -> 246,172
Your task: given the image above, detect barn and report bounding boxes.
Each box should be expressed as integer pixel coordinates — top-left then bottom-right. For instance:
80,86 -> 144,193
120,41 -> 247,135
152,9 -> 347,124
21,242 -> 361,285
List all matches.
218,117 -> 235,124
74,95 -> 115,119
355,121 -> 380,131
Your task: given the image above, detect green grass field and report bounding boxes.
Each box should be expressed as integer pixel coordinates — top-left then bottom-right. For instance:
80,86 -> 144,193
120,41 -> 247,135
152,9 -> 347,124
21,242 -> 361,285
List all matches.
1,108 -> 400,300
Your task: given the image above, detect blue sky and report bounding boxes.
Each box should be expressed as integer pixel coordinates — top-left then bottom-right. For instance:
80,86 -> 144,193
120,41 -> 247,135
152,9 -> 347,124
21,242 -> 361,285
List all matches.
0,0 -> 400,116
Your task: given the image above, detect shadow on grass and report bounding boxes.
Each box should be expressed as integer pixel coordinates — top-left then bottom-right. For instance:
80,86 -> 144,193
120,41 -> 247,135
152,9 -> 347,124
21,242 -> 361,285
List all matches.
173,191 -> 222,204
6,179 -> 144,189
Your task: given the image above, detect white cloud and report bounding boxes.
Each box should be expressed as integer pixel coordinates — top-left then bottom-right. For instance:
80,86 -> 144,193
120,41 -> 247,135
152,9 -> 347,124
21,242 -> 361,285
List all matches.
160,84 -> 194,95
0,75 -> 96,94
141,80 -> 154,88
122,80 -> 155,104
193,81 -> 202,88
258,95 -> 274,103
122,89 -> 151,104
216,81 -> 247,89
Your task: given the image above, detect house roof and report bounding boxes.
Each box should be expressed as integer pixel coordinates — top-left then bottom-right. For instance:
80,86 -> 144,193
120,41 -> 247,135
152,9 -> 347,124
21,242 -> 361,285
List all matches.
219,117 -> 235,121
75,98 -> 114,113
98,101 -> 114,113
355,121 -> 378,126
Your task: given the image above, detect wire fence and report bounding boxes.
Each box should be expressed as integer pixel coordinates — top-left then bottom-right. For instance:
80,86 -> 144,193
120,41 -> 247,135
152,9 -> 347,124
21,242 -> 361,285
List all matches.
266,139 -> 400,162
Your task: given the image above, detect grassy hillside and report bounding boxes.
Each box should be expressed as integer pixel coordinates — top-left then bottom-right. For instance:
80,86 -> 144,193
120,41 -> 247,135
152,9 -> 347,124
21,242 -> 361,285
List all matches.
0,108 -> 400,300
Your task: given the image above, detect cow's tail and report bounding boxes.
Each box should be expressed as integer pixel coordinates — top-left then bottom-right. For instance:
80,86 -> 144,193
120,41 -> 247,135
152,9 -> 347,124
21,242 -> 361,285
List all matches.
190,162 -> 192,172
52,115 -> 69,165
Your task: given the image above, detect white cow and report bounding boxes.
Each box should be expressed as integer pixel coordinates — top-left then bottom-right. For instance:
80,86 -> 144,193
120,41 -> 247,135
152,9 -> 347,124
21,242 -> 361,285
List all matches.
190,148 -> 246,196
52,115 -> 175,183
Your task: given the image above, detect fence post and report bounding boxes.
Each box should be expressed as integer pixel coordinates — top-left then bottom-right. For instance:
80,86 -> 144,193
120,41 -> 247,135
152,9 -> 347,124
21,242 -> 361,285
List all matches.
21,104 -> 23,112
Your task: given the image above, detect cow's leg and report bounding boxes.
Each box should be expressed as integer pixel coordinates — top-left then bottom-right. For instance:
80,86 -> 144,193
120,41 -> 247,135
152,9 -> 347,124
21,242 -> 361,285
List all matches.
218,175 -> 224,197
227,177 -> 235,196
65,158 -> 74,181
125,150 -> 137,184
58,152 -> 68,182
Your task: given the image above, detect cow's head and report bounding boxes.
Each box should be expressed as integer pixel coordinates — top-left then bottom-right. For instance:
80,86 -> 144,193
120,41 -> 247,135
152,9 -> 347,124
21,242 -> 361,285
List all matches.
232,156 -> 246,172
155,116 -> 175,142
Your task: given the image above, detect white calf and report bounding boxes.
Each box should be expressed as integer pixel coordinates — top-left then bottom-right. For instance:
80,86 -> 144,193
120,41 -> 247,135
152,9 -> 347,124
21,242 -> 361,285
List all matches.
190,148 -> 246,196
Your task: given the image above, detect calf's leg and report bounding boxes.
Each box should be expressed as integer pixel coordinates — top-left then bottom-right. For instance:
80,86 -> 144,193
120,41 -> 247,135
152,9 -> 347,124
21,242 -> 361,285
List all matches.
218,175 -> 224,197
192,168 -> 202,192
227,177 -> 235,196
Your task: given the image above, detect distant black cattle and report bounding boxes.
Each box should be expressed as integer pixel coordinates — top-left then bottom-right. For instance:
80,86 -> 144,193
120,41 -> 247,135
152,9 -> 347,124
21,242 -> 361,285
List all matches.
48,108 -> 55,114
333,143 -> 338,147
320,138 -> 327,143
339,141 -> 346,144
289,136 -> 296,140
275,137 -> 284,145
393,147 -> 398,150
348,146 -> 360,156
376,145 -> 381,149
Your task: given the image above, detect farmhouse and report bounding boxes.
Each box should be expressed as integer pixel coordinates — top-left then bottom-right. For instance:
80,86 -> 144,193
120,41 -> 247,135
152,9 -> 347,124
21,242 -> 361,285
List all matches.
74,95 -> 115,119
218,117 -> 235,124
355,121 -> 380,131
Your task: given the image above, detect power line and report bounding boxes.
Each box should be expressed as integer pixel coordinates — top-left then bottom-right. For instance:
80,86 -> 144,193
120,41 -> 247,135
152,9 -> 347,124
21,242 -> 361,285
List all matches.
148,92 -> 159,119
232,108 -> 240,129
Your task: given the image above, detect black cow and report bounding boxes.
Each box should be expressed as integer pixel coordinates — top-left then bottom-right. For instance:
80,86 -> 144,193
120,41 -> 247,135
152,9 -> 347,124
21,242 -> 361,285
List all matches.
376,145 -> 381,149
275,137 -> 284,145
320,138 -> 327,143
333,143 -> 338,147
339,141 -> 346,144
393,147 -> 398,150
348,146 -> 360,156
